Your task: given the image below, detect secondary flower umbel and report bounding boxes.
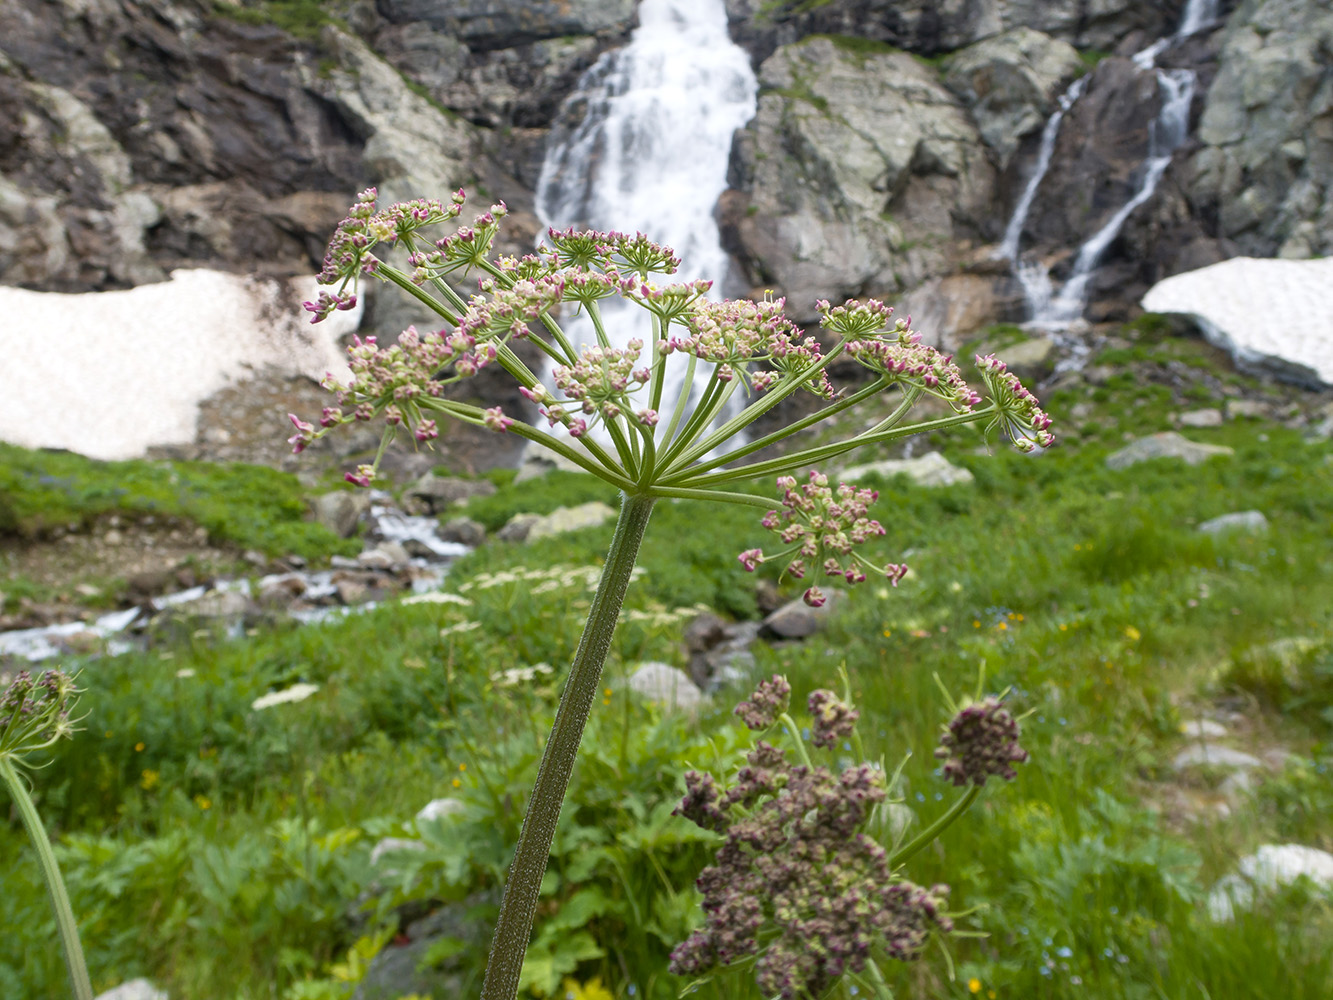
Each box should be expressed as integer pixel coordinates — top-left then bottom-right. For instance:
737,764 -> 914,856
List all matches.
671,678 -> 955,999
740,472 -> 907,607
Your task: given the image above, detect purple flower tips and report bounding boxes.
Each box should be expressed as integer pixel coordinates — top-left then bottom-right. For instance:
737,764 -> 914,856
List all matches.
807,689 -> 859,749
733,675 -> 791,731
935,696 -> 1029,787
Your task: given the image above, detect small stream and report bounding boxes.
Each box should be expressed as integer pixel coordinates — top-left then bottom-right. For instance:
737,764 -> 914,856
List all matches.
0,496 -> 470,664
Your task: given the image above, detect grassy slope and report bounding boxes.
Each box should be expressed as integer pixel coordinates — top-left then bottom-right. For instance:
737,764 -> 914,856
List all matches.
2,329 -> 1331,999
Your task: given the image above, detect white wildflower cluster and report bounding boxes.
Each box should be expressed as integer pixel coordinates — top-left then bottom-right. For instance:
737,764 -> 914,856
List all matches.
400,591 -> 474,607
491,663 -> 557,687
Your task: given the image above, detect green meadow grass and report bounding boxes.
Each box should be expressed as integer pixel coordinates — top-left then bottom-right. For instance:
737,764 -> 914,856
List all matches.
2,347 -> 1332,999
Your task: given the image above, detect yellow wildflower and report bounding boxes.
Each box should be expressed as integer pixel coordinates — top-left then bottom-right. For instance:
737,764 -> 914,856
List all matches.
561,977 -> 614,1000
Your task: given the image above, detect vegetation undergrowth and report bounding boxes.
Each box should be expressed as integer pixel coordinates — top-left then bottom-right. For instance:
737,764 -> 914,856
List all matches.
0,442 -> 358,560
3,334 -> 1332,999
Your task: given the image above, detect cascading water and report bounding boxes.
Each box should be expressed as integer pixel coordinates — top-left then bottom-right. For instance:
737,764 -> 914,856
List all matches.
534,0 -> 757,433
1000,0 -> 1220,328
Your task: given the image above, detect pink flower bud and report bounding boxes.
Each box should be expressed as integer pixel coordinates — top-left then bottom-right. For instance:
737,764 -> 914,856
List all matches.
483,407 -> 513,432
738,548 -> 765,572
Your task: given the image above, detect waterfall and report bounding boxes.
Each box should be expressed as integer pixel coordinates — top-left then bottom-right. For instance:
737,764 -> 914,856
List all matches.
997,76 -> 1088,264
1000,0 -> 1220,328
534,0 -> 757,433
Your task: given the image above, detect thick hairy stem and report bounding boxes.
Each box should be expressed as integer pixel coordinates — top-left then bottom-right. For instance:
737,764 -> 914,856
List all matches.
1,759 -> 94,1000
479,493 -> 656,1000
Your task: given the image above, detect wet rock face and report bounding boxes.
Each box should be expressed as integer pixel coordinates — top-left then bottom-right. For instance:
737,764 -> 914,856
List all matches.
941,27 -> 1083,170
0,0 -> 626,302
0,0 -> 366,291
723,36 -> 994,320
377,0 -> 636,51
724,0 -> 1182,65
1017,56 -> 1163,252
1188,0 -> 1333,259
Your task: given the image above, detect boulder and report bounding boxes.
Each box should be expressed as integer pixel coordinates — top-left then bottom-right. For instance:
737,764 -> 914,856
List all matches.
354,895 -> 495,1000
1142,258 -> 1333,388
513,444 -> 590,482
495,512 -> 542,543
684,613 -> 762,692
406,474 -> 497,513
762,589 -> 845,639
1105,432 -> 1234,469
1198,511 -> 1268,535
627,662 -> 704,711
525,501 -> 617,540
942,27 -> 1084,169
438,516 -> 487,547
358,542 -> 412,571
725,36 -> 995,320
1208,844 -> 1333,921
840,451 -> 975,487
895,274 -> 1004,352
989,336 -> 1056,382
313,491 -> 371,538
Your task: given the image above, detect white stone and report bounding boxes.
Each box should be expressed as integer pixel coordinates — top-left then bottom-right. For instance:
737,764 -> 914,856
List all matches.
415,798 -> 466,825
0,269 -> 360,460
95,980 -> 168,1000
1226,399 -> 1269,420
526,501 -> 618,540
1207,844 -> 1333,921
627,661 -> 704,711
1179,408 -> 1224,428
1106,432 -> 1234,469
1198,511 -> 1269,534
1179,719 -> 1228,739
840,451 -> 975,488
369,837 -> 426,866
358,541 -> 411,570
1142,257 -> 1333,388
1171,744 -> 1263,771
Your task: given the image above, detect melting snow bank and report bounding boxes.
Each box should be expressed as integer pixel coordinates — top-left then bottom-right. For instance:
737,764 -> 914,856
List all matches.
0,269 -> 361,460
1142,257 -> 1333,388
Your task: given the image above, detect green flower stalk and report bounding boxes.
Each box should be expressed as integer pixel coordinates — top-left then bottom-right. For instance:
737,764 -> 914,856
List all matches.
1,669 -> 92,1000
291,188 -> 1055,1000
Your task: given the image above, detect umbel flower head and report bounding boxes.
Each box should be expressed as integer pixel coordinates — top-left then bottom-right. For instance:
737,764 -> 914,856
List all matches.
739,472 -> 907,607
289,186 -> 1053,565
671,678 -> 953,999
733,673 -> 791,731
0,668 -> 81,761
935,695 -> 1029,786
